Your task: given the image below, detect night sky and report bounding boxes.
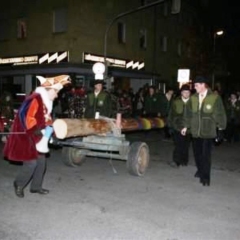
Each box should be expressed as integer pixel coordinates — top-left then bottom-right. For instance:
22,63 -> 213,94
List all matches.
210,0 -> 240,37
208,0 -> 240,87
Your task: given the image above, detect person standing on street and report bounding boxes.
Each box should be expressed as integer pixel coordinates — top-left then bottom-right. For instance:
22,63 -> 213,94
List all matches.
224,92 -> 240,142
3,75 -> 71,198
143,86 -> 161,117
159,87 -> 174,139
168,84 -> 191,167
181,76 -> 226,186
84,79 -> 112,118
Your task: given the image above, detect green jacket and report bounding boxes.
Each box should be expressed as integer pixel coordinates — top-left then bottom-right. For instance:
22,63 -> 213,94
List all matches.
159,94 -> 173,117
168,97 -> 191,132
186,90 -> 226,138
84,91 -> 112,118
144,94 -> 160,115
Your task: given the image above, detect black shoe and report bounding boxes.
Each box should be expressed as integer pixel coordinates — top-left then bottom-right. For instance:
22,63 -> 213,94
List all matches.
30,189 -> 50,194
13,181 -> 24,198
194,171 -> 200,178
200,178 -> 210,186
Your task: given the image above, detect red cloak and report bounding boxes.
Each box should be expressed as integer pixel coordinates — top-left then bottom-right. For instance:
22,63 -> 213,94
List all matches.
3,93 -> 47,161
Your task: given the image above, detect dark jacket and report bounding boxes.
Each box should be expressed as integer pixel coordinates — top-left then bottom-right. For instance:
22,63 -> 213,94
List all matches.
144,94 -> 160,116
224,99 -> 240,124
159,94 -> 173,117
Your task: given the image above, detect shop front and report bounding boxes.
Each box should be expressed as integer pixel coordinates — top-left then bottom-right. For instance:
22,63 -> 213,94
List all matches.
0,51 -> 161,109
82,52 -> 159,94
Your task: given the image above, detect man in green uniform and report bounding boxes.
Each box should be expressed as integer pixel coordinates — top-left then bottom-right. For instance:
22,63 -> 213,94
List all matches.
159,87 -> 174,138
84,80 -> 112,118
181,76 -> 226,186
168,84 -> 191,167
143,86 -> 161,117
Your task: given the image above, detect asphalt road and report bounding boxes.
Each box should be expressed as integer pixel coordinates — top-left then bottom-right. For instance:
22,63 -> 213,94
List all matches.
0,131 -> 240,240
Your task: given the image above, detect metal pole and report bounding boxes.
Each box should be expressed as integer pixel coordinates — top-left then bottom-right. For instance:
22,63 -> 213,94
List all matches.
103,0 -> 165,77
213,33 -> 216,53
212,33 -> 216,89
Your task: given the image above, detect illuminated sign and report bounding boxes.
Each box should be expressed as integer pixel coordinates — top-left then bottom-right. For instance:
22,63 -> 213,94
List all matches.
83,52 -> 145,70
0,56 -> 38,65
0,51 -> 69,66
39,51 -> 68,64
177,69 -> 190,83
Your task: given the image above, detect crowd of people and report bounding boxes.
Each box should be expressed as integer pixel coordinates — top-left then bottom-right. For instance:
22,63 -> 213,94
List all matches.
0,75 -> 240,198
49,80 -> 240,144
1,79 -> 240,144
52,76 -> 239,187
54,84 -> 175,119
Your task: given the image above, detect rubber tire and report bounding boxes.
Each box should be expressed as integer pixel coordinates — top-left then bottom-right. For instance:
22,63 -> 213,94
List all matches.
127,142 -> 149,176
62,147 -> 86,167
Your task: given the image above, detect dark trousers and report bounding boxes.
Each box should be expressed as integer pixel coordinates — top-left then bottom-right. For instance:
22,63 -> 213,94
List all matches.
192,138 -> 212,181
225,120 -> 240,142
173,130 -> 191,165
15,155 -> 47,190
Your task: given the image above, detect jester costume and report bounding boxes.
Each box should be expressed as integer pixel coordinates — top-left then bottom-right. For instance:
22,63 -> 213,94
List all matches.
4,87 -> 53,161
3,75 -> 70,198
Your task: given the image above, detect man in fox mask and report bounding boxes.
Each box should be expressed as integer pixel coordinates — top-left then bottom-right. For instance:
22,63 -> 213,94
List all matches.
4,75 -> 70,198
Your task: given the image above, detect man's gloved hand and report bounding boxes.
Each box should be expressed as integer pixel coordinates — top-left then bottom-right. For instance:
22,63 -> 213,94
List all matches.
35,126 -> 54,154
217,129 -> 225,142
39,126 -> 54,138
43,126 -> 54,139
214,129 -> 225,146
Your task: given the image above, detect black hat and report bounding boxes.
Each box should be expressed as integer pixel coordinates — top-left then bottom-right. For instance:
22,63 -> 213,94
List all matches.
194,76 -> 209,84
180,84 -> 190,92
94,80 -> 105,85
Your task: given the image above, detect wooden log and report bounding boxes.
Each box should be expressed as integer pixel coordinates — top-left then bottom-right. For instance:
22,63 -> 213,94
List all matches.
53,118 -> 111,139
53,117 -> 165,139
121,118 -> 140,131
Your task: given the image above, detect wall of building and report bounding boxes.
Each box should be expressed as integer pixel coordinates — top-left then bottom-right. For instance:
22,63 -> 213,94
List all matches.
0,0 -> 206,87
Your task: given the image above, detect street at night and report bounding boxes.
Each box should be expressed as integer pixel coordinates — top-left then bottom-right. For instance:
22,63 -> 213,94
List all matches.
1,0 -> 240,239
0,131 -> 240,240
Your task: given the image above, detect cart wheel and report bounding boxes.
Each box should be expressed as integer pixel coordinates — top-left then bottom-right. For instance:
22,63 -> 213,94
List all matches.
62,147 -> 86,167
127,142 -> 149,176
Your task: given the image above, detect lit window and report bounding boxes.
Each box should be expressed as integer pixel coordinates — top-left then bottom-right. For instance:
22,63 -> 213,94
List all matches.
118,22 -> 126,44
17,18 -> 27,39
53,8 -> 67,33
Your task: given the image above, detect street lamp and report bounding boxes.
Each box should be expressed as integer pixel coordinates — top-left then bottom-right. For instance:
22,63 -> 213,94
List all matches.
212,30 -> 224,89
213,30 -> 224,52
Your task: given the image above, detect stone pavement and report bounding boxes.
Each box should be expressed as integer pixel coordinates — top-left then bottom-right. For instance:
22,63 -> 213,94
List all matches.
0,131 -> 240,240
126,130 -> 240,173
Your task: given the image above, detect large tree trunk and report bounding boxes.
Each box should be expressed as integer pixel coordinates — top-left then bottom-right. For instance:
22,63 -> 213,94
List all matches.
53,117 -> 165,139
53,119 -> 111,139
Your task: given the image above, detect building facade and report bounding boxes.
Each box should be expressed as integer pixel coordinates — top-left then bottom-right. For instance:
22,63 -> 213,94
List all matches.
0,0 -> 209,98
